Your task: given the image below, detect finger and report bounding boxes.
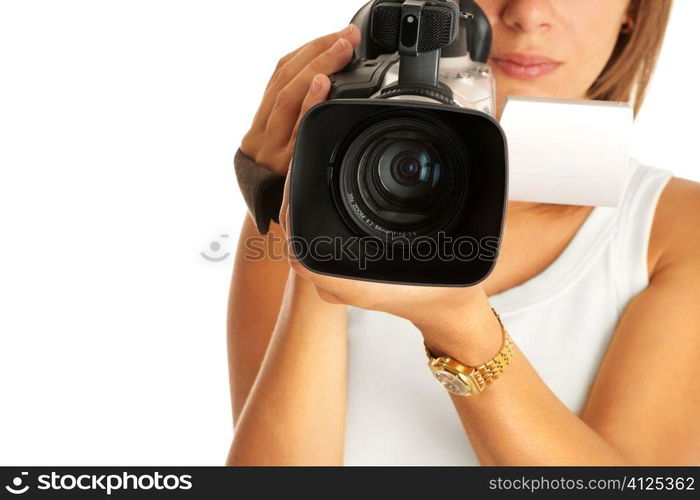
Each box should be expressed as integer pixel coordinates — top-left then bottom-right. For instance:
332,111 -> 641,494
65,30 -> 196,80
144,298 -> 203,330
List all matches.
286,74 -> 331,152
263,43 -> 308,93
264,36 -> 355,149
243,43 -> 309,148
271,24 -> 360,93
277,166 -> 292,236
250,24 -> 360,137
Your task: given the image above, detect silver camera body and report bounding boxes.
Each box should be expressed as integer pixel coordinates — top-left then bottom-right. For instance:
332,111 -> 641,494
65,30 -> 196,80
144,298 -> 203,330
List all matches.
375,53 -> 495,114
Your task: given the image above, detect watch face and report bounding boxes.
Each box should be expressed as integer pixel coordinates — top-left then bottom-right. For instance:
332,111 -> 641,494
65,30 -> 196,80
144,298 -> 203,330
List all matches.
434,369 -> 472,396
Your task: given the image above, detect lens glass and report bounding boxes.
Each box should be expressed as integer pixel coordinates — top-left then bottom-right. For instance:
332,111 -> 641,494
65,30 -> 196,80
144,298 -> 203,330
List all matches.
379,140 -> 440,202
396,157 -> 421,183
337,115 -> 468,239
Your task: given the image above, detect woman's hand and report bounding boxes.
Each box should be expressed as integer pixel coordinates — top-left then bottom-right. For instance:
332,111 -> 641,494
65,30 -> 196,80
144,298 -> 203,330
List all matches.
240,24 -> 361,175
277,172 -> 501,362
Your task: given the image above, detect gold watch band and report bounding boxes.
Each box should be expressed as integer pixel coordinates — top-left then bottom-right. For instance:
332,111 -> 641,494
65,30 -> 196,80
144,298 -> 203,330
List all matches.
425,308 -> 514,395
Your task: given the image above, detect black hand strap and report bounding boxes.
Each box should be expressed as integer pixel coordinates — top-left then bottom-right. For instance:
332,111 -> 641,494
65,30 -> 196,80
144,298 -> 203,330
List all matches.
233,147 -> 286,235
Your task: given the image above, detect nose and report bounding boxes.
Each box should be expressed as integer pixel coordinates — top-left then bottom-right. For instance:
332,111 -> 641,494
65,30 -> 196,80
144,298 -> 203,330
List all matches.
500,0 -> 554,33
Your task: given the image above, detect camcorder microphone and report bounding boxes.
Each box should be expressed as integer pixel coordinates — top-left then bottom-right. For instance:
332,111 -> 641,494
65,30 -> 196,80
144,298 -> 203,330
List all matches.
288,0 -> 508,286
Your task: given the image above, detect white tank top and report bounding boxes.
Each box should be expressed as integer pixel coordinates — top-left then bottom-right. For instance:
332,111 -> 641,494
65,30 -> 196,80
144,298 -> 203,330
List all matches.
343,158 -> 673,465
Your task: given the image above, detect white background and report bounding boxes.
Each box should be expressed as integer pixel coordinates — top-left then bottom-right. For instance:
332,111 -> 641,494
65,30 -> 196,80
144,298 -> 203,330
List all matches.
0,0 -> 698,465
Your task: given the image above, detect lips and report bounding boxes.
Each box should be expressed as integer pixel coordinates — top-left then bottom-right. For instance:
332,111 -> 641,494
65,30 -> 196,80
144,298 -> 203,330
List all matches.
491,52 -> 562,80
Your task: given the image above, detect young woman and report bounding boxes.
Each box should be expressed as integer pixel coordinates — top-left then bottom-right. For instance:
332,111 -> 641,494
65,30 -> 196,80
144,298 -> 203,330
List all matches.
226,0 -> 700,465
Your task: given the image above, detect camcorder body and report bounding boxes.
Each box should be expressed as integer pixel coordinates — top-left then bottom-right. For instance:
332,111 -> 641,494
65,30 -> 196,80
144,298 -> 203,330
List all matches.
289,0 -> 508,286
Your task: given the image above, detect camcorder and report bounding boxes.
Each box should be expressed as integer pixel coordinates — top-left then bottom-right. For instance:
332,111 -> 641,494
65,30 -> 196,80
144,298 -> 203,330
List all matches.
288,0 -> 508,286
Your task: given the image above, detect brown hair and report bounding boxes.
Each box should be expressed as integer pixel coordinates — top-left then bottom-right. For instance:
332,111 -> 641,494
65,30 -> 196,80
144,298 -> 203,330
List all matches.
587,0 -> 674,116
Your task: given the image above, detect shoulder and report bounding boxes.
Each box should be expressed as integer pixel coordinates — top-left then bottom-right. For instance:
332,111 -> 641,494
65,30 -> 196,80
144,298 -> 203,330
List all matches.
648,175 -> 700,280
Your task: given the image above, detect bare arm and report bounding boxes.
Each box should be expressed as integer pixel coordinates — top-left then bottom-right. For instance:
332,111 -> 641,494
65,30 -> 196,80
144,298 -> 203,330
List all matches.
226,216 -> 348,465
227,217 -> 347,465
416,178 -> 700,465
581,177 -> 700,464
226,216 -> 290,422
227,268 -> 347,465
225,25 -> 362,464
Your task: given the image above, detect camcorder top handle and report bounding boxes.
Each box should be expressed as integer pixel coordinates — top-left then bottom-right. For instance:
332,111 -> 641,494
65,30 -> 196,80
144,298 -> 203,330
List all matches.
351,0 -> 492,63
375,0 -> 459,89
332,0 -> 493,103
330,0 -> 493,103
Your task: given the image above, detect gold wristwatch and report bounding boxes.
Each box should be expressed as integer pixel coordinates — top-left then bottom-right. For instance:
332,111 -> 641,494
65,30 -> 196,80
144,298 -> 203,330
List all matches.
425,309 -> 513,396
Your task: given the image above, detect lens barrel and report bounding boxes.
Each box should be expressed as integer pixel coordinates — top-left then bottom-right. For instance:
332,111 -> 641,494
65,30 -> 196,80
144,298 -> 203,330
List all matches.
336,114 -> 469,240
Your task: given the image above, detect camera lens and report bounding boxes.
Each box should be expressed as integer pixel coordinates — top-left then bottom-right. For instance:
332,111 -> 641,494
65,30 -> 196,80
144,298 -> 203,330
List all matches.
336,115 -> 469,239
